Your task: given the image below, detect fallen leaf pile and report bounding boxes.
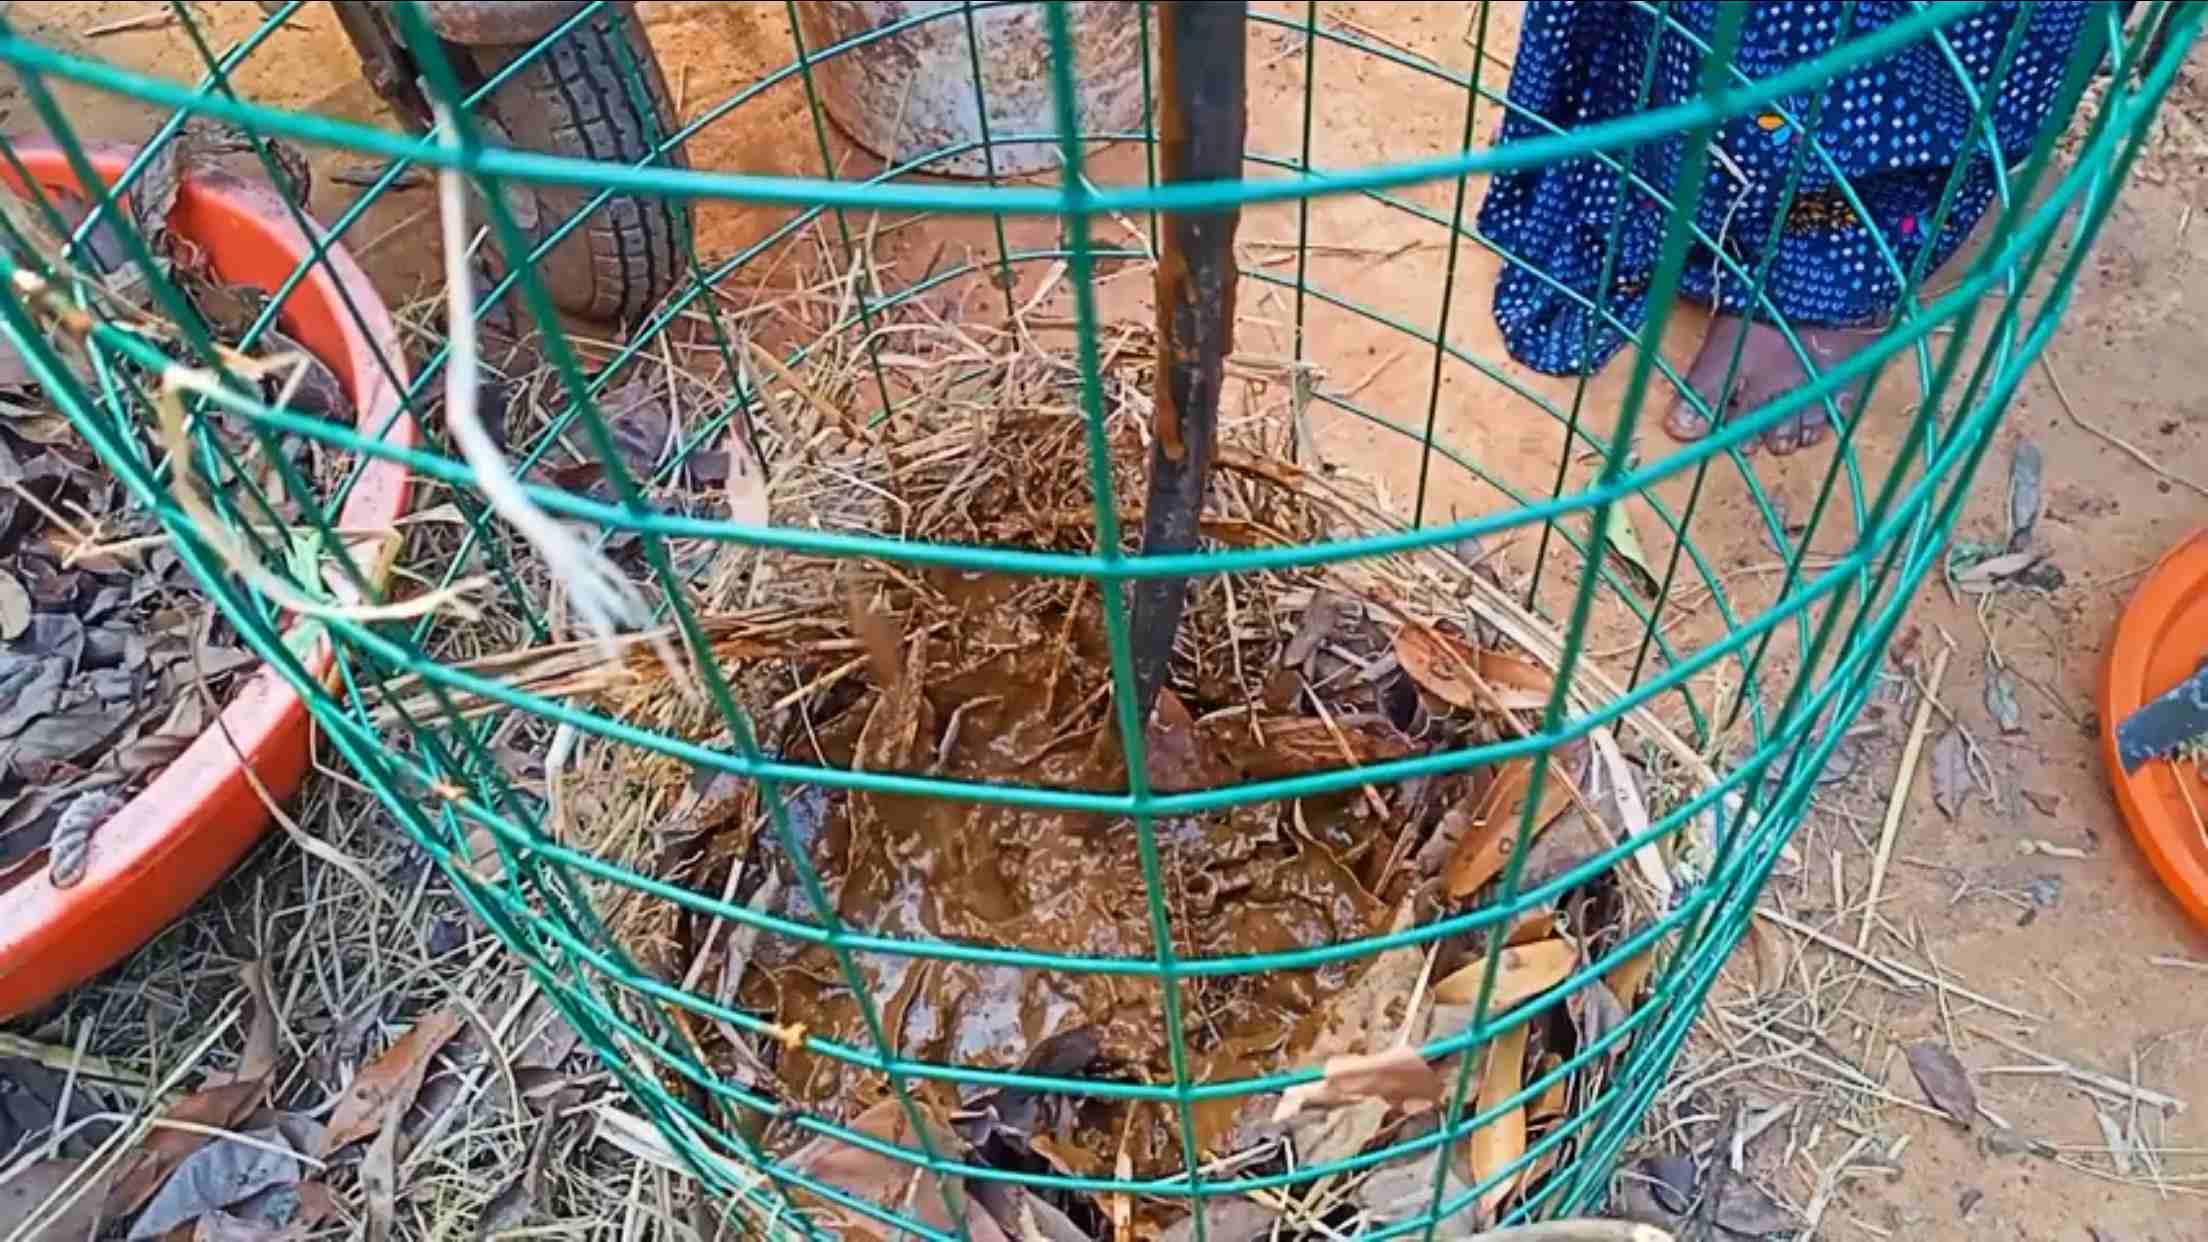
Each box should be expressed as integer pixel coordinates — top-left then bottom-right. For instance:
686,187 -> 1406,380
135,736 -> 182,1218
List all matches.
0,963 -> 594,1239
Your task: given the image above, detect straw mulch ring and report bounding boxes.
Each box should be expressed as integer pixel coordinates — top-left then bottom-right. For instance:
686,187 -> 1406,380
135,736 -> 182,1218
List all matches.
386,297 -> 1725,1233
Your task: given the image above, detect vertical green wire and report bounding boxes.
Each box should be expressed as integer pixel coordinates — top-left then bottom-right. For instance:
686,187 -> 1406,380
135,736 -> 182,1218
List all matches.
958,1 -> 1019,319
1409,0 -> 1491,529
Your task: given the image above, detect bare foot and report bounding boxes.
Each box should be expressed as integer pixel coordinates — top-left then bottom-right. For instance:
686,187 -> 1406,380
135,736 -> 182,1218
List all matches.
1662,315 -> 1883,455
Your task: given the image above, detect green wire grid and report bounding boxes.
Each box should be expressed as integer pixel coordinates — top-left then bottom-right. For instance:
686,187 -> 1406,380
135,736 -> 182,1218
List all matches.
0,1 -> 2196,1236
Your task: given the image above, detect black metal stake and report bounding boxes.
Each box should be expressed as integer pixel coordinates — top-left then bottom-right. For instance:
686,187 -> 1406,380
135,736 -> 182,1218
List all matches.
1129,0 -> 1246,723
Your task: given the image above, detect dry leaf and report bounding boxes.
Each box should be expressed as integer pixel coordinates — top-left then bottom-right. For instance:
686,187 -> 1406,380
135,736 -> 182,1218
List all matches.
105,1081 -> 268,1222
2008,439 -> 2043,550
360,1095 -> 400,1242
786,1097 -> 1004,1240
844,587 -> 904,692
1394,625 -> 1550,713
320,1007 -> 466,1155
128,1126 -> 301,1240
1504,907 -> 1557,947
1145,687 -> 1222,792
1467,1022 -> 1530,1218
1156,1199 -> 1274,1242
1527,1054 -> 1569,1126
1443,759 -> 1574,898
1904,1041 -> 1976,1127
1604,948 -> 1656,1013
1985,668 -> 2023,735
1432,938 -> 1577,1011
1285,1097 -> 1389,1167
1587,728 -> 1671,905
1272,1046 -> 1447,1122
1300,900 -> 1425,1062
1930,728 -> 1969,818
0,1158 -> 113,1238
1713,1177 -> 1796,1236
205,961 -> 278,1089
1953,548 -> 2040,586
0,569 -> 28,640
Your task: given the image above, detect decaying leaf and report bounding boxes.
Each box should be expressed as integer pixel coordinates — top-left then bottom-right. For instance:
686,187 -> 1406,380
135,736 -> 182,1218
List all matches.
1984,668 -> 2023,735
1299,900 -> 1425,1062
206,960 -> 278,1089
1394,625 -> 1551,713
786,1097 -> 1006,1240
128,1125 -> 301,1240
1145,687 -> 1223,793
1356,1152 -> 1479,1232
1444,759 -> 1576,899
1156,1198 -> 1274,1242
0,1158 -> 112,1239
2007,439 -> 2043,552
1285,1097 -> 1389,1167
1930,728 -> 1969,818
1595,502 -> 1660,597
0,569 -> 28,640
1432,937 -> 1577,1011
1714,1176 -> 1797,1237
1273,1046 -> 1447,1122
1467,1023 -> 1530,1218
1196,714 -> 1411,781
1570,978 -> 1631,1056
1605,948 -> 1656,1013
320,1006 -> 467,1155
1904,1041 -> 1976,1127
104,1081 -> 268,1223
1527,1054 -> 1569,1126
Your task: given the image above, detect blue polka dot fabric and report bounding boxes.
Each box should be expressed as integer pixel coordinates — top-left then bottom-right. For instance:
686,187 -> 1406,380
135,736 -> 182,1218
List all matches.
1477,1 -> 2095,376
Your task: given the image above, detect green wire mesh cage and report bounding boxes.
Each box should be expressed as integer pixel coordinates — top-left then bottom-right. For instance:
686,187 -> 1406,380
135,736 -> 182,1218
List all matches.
0,0 -> 2197,1236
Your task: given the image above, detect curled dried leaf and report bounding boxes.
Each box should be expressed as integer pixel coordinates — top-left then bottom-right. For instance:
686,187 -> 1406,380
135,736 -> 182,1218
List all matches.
1433,937 -> 1577,1011
319,1007 -> 466,1155
1394,625 -> 1551,713
1904,1041 -> 1976,1127
1467,1023 -> 1530,1218
1272,1046 -> 1446,1123
1443,760 -> 1575,899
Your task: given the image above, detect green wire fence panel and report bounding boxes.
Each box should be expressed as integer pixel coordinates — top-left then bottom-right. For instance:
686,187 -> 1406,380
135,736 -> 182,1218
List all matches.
0,0 -> 2195,1236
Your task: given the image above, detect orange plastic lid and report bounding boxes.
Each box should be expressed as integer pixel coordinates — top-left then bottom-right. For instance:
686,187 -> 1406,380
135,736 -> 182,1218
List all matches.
0,146 -> 415,1018
2100,527 -> 2208,934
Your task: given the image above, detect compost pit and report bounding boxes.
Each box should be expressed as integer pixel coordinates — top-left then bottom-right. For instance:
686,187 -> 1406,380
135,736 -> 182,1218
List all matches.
732,564 -> 1405,1178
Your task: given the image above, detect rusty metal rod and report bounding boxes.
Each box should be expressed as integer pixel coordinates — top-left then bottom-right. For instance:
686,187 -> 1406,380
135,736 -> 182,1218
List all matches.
1129,0 -> 1246,722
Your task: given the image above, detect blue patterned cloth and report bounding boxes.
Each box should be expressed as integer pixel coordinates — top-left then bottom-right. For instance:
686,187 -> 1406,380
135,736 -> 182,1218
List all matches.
1477,1 -> 2095,376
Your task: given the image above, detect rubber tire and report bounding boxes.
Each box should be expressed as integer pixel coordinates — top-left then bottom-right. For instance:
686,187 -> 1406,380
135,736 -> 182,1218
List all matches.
465,9 -> 689,325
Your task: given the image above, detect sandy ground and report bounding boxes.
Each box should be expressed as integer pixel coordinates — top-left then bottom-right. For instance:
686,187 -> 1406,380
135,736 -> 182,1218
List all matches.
4,1 -> 2205,1237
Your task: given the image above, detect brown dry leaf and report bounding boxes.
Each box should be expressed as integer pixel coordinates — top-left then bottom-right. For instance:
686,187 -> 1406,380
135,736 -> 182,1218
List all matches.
1145,687 -> 1222,792
1299,900 -> 1425,1062
319,1006 -> 466,1155
361,1096 -> 400,1242
1272,1046 -> 1447,1122
1605,948 -> 1657,1014
1930,727 -> 1969,818
788,1096 -> 1006,1241
0,1158 -> 112,1238
1504,907 -> 1557,947
845,587 -> 904,692
1527,1054 -> 1568,1126
1393,625 -> 1549,713
1466,1022 -> 1530,1219
1432,937 -> 1577,1011
1444,759 -> 1574,899
205,960 -> 278,1088
1198,715 -> 1411,781
1904,1041 -> 1976,1127
104,1080 -> 267,1222
854,633 -> 932,774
